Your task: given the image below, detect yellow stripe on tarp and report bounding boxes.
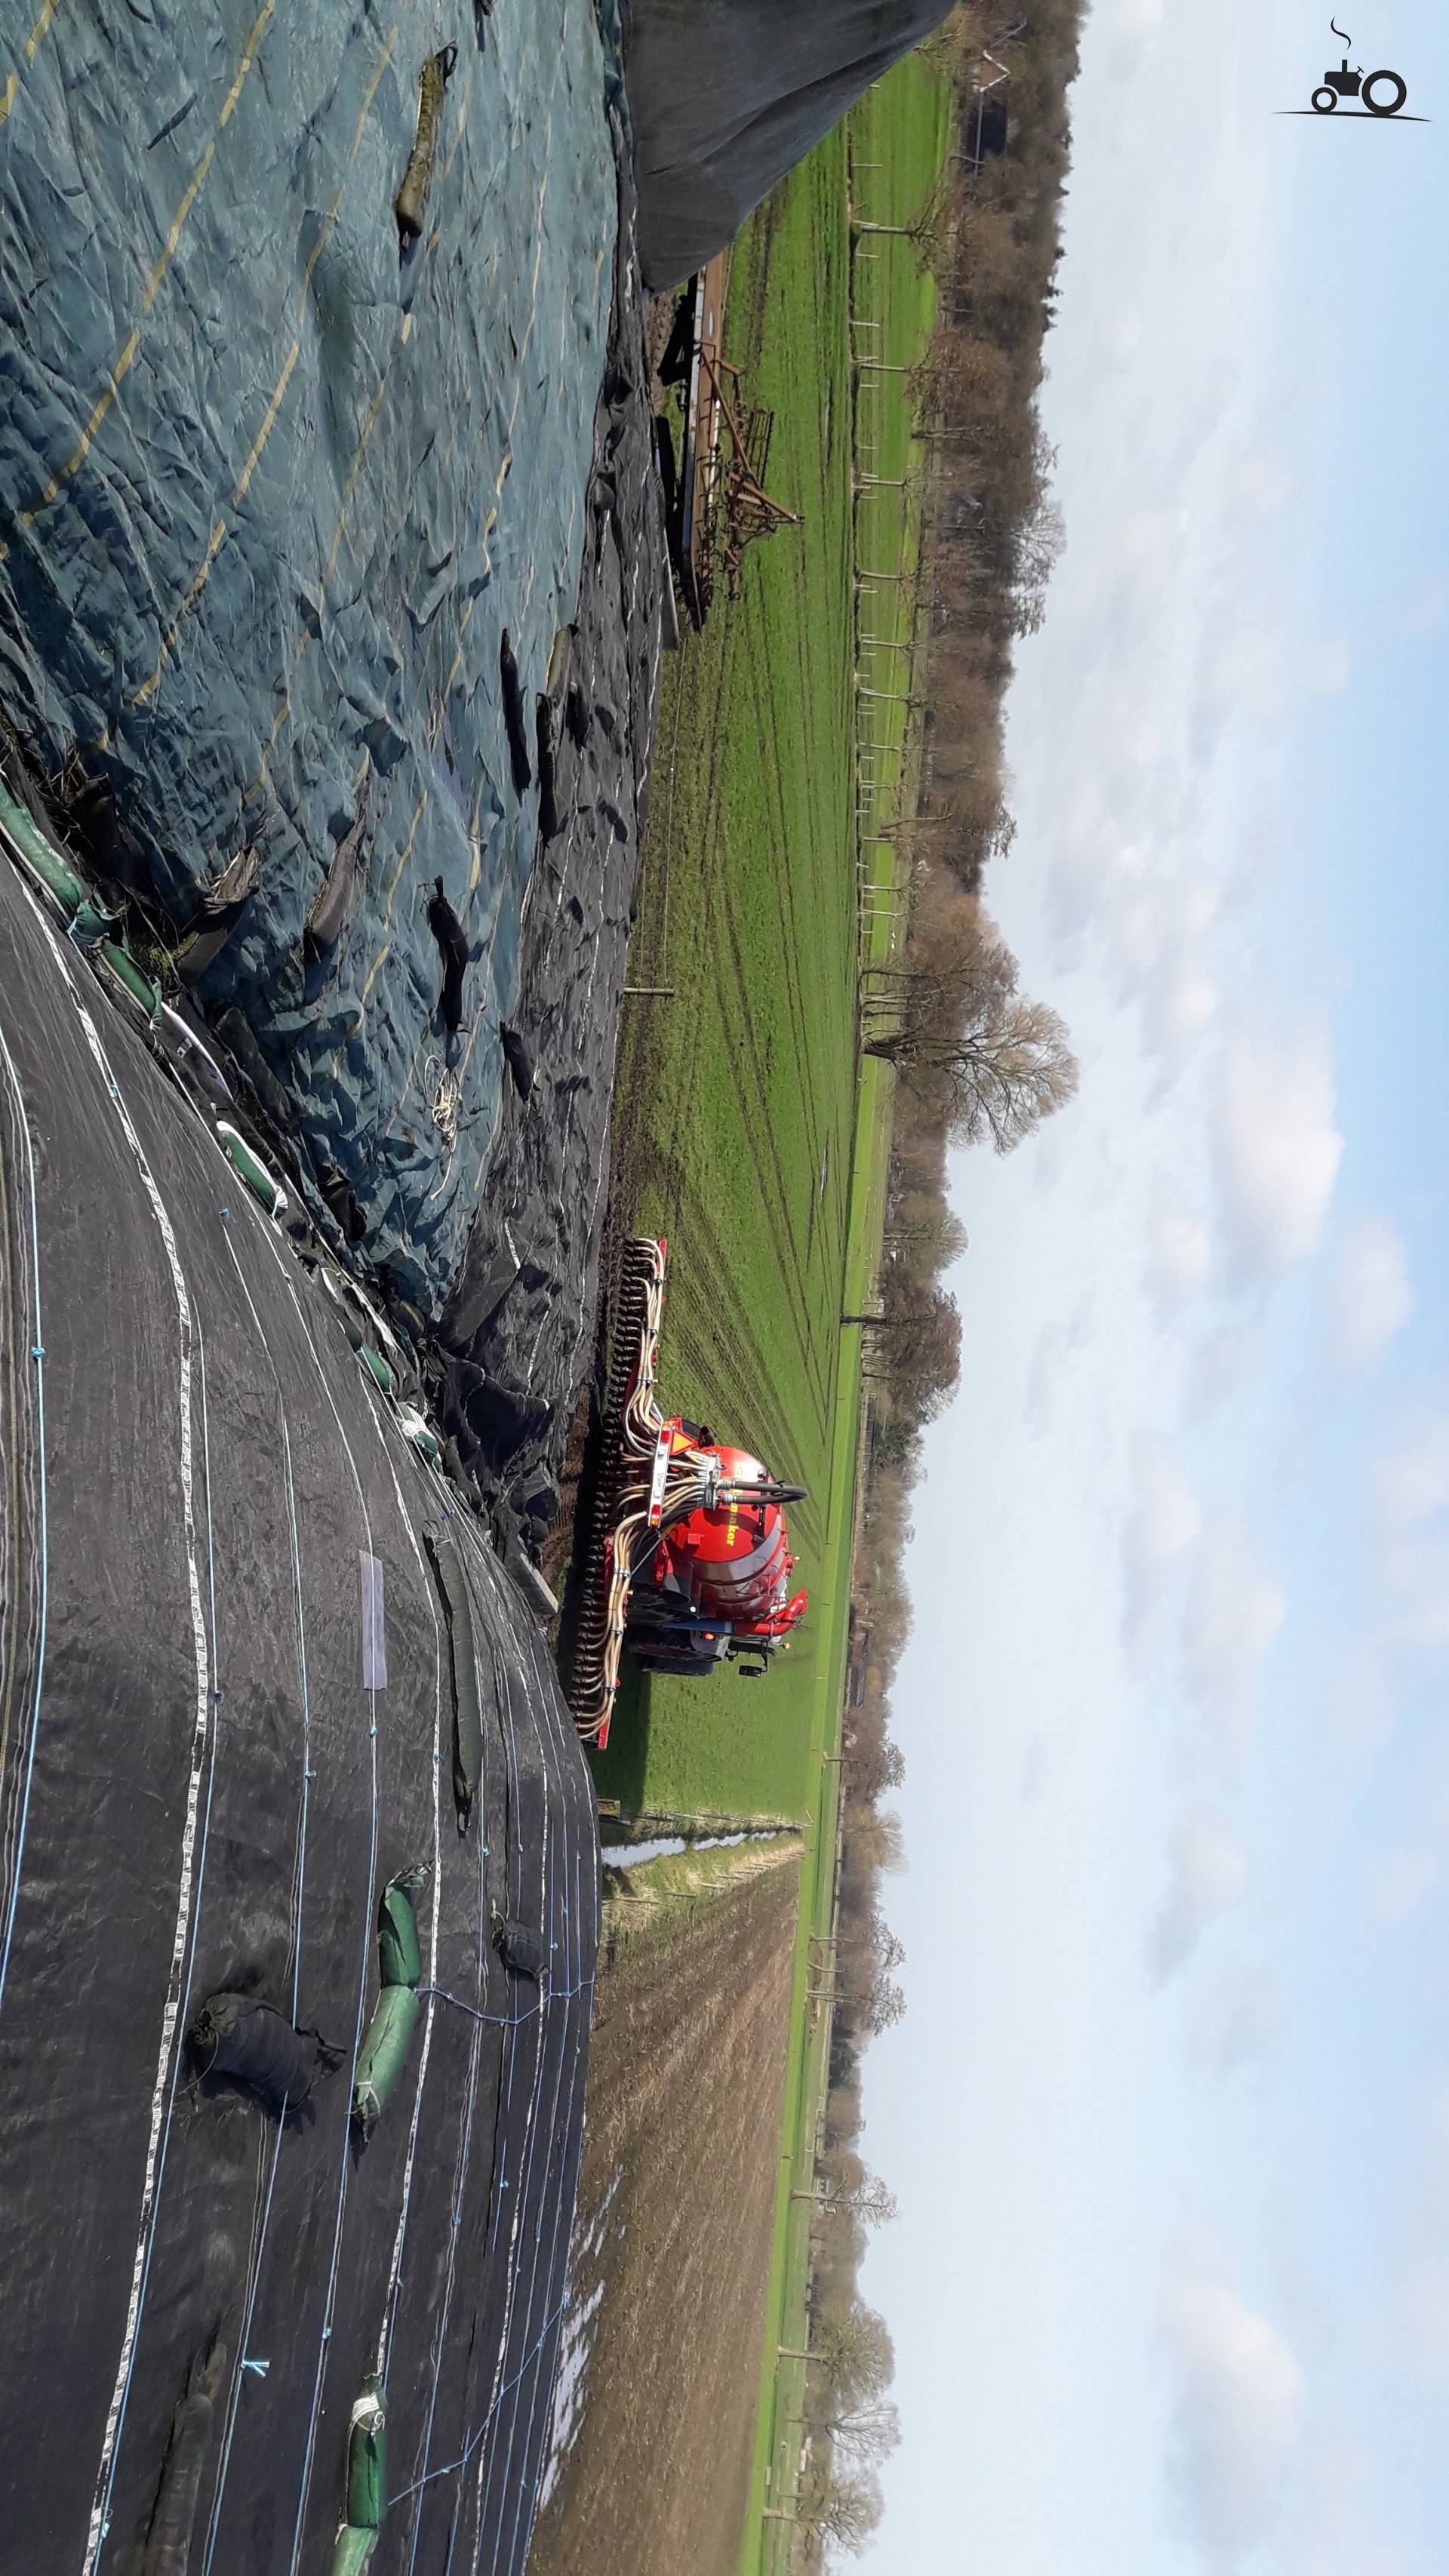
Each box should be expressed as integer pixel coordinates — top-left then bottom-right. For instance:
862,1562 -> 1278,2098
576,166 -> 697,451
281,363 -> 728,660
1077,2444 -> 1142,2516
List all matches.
0,0 -> 62,129
92,18 -> 404,746
359,786 -> 431,1007
208,43 -> 479,850
0,0 -> 275,559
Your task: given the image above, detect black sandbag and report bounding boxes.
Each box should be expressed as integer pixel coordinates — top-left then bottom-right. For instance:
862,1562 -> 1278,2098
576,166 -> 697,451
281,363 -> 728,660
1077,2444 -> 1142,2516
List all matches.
499,632 -> 534,795
620,0 -> 951,284
499,1023 -> 535,1101
492,1916 -> 543,1980
535,694 -> 561,842
504,628 -> 537,788
427,879 -> 470,1035
189,1993 -> 336,2115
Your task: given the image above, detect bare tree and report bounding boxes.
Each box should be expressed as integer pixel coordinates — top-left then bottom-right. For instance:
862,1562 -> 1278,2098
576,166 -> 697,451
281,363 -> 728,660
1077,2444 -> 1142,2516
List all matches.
816,2393 -> 901,2473
856,1283 -> 961,1429
881,1206 -> 969,1271
863,1970 -> 906,2036
1011,485 -> 1066,635
812,2304 -> 896,2407
894,995 -> 1079,1153
863,909 -> 1078,1155
806,2472 -> 884,2558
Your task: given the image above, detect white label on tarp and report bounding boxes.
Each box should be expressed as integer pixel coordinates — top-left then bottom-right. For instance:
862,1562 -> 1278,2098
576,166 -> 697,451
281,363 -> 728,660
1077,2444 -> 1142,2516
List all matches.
361,1552 -> 387,1688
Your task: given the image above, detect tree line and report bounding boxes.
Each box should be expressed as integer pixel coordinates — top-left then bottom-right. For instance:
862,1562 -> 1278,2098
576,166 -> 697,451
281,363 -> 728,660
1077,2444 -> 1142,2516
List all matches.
789,5 -> 1086,2559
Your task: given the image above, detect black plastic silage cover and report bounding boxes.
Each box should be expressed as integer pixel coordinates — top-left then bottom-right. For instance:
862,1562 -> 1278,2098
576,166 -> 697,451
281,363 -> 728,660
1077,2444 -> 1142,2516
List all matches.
0,851 -> 598,2574
0,0 -> 624,1310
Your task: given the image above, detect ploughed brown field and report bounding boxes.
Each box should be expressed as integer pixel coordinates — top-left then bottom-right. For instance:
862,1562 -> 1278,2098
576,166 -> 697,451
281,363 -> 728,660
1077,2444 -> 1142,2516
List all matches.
529,1846 -> 801,2576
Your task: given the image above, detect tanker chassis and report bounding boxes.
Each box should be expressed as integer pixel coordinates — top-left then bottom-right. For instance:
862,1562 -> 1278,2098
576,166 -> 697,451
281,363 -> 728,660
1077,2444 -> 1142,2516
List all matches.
568,1238 -> 808,1745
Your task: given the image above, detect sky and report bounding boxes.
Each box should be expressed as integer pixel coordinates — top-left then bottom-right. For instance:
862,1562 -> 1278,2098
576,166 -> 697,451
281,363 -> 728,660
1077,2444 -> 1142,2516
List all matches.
858,7 -> 1449,2572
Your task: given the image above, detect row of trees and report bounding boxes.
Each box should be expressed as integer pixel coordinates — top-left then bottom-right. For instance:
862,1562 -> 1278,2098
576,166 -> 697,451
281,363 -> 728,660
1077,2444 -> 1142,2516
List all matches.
786,5 -> 1087,2560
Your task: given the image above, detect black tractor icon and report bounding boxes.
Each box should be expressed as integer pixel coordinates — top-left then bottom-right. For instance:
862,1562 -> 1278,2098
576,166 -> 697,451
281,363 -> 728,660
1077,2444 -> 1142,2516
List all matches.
1312,20 -> 1407,113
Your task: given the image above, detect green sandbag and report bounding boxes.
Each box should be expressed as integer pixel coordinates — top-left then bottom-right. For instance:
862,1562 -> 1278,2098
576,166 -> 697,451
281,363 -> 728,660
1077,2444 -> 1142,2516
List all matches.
215,1120 -> 288,1220
377,1869 -> 425,1989
346,2379 -> 387,2528
97,938 -> 162,1027
0,774 -> 85,916
359,1344 -> 395,1399
328,2527 -> 378,2576
352,1982 -> 419,2139
423,1525 -> 483,1832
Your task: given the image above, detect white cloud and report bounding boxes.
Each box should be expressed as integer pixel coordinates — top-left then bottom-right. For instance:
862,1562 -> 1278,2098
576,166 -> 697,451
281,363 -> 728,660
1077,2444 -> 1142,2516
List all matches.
1401,568 -> 1449,639
1190,1964 -> 1293,2076
1294,2433 -> 1401,2576
1121,1441 -> 1201,1644
1147,1808 -> 1251,1982
1304,637 -> 1350,697
1161,2268 -> 1306,2559
1186,1322 -> 1263,1420
1372,1847 -> 1441,1923
1147,1210 -> 1213,1320
1331,1217 -> 1413,1370
1182,1517 -> 1285,1755
1026,1297 -> 1095,1439
1225,450 -> 1293,520
1371,1417 -> 1449,1646
1020,1731 -> 1050,1806
1332,1643 -> 1395,1760
1371,1415 -> 1449,1535
1397,2087 -> 1449,2381
1214,1023 -> 1342,1280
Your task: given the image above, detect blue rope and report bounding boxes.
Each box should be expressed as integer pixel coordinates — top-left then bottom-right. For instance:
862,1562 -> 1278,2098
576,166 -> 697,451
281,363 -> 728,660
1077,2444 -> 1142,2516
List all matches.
414,1975 -> 595,2030
387,2291 -> 573,2506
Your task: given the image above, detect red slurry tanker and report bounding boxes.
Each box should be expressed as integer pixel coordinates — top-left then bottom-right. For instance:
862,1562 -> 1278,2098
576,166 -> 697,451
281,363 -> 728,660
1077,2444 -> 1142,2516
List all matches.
568,1238 -> 808,1746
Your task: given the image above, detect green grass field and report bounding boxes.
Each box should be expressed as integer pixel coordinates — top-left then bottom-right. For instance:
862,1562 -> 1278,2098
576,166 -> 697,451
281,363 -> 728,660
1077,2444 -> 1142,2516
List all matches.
577,45 -> 949,2574
589,129 -> 858,1826
591,56 -> 946,1836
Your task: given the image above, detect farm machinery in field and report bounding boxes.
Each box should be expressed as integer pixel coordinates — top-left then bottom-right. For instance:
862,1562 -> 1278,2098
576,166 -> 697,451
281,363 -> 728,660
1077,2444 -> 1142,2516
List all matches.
568,1238 -> 808,1747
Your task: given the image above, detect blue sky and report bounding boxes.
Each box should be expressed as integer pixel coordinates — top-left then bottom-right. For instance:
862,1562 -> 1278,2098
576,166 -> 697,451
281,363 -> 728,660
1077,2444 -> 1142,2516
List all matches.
857,6 -> 1449,2571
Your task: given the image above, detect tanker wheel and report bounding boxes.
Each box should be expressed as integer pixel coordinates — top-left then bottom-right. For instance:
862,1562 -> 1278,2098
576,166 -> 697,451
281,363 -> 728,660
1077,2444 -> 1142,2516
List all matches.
1311,86 -> 1337,112
1362,69 -> 1407,115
